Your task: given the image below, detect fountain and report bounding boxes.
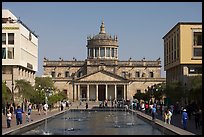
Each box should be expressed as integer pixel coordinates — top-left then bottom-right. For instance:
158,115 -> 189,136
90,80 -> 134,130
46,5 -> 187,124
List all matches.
126,99 -> 135,126
22,109 -> 164,135
42,96 -> 52,135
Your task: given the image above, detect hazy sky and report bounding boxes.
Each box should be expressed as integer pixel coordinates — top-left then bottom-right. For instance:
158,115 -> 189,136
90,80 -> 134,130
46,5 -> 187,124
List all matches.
2,2 -> 202,77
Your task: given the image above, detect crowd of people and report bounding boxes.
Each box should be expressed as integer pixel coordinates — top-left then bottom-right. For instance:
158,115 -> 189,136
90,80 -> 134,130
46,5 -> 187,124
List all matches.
3,100 -> 72,129
131,100 -> 202,130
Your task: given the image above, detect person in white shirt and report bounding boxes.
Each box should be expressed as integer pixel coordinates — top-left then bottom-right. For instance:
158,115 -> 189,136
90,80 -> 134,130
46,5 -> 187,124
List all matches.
43,103 -> 48,115
6,109 -> 12,128
167,109 -> 172,124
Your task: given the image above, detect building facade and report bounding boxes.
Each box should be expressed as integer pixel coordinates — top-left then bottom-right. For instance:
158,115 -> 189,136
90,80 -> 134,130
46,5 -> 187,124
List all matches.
2,9 -> 38,103
43,20 -> 165,101
163,22 -> 202,87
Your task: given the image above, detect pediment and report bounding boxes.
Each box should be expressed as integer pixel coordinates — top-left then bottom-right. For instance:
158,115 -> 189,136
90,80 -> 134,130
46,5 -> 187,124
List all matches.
77,71 -> 126,82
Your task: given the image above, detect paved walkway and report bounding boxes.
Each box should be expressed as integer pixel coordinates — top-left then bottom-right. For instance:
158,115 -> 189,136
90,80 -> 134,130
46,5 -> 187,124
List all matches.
2,101 -> 202,135
141,110 -> 202,135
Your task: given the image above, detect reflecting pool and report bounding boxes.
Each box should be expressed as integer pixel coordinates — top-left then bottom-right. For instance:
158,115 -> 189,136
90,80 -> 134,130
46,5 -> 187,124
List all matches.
23,110 -> 165,135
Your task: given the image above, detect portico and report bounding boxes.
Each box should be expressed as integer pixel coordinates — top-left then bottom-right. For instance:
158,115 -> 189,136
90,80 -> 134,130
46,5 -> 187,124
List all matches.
72,70 -> 129,101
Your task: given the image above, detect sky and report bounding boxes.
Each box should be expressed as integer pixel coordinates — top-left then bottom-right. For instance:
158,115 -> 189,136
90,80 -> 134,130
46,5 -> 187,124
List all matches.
2,2 -> 202,78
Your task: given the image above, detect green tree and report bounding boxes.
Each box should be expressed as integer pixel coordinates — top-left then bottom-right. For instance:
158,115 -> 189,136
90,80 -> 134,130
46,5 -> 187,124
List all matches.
2,81 -> 12,105
153,83 -> 166,102
15,79 -> 35,102
133,91 -> 150,102
188,75 -> 202,104
165,82 -> 184,104
34,77 -> 55,104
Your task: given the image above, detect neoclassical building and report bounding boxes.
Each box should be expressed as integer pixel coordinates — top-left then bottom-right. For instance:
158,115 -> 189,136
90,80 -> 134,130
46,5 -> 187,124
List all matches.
43,20 -> 165,101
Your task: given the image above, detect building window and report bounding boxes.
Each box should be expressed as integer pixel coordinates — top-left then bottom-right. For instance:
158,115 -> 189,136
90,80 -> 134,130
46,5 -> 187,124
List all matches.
95,47 -> 99,57
193,48 -> 202,57
90,48 -> 94,58
135,71 -> 140,78
100,47 -> 105,57
114,48 -> 117,58
137,89 -> 141,93
65,71 -> 70,77
122,72 -> 126,78
57,73 -> 61,77
142,73 -> 146,78
51,71 -> 55,78
189,67 -> 202,74
2,48 -> 6,59
149,72 -> 154,78
111,48 -> 114,57
106,47 -> 110,57
2,33 -> 6,45
193,32 -> 202,58
78,71 -> 83,77
194,32 -> 202,46
7,47 -> 14,59
8,33 -> 14,45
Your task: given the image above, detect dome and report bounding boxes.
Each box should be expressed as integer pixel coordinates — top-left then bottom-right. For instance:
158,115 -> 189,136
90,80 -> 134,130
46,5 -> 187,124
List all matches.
92,33 -> 112,40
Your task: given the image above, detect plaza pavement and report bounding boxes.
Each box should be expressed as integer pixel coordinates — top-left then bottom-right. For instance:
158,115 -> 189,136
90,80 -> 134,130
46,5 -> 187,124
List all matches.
2,101 -> 202,135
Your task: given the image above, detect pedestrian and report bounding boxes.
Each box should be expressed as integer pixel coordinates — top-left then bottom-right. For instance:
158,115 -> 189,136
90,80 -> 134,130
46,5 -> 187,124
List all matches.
60,101 -> 63,111
86,102 -> 88,109
167,109 -> 172,124
9,104 -> 14,115
164,109 -> 168,124
194,109 -> 201,129
27,104 -> 32,122
182,109 -> 188,130
15,106 -> 24,125
145,102 -> 149,114
37,103 -> 41,115
6,109 -> 12,128
43,103 -> 48,115
151,106 -> 157,121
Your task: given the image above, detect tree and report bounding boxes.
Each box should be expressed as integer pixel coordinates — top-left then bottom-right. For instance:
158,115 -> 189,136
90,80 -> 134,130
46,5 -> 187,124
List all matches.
133,91 -> 150,102
15,79 -> 35,102
34,77 -> 55,104
2,81 -> 12,105
165,82 -> 184,105
188,75 -> 202,105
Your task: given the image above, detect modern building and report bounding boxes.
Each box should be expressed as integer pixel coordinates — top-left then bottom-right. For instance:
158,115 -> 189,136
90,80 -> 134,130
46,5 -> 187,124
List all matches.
2,9 -> 38,103
163,22 -> 202,87
43,20 -> 165,101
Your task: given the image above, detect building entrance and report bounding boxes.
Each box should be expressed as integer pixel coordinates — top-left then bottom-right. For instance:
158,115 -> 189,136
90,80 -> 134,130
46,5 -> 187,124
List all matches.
98,85 -> 105,101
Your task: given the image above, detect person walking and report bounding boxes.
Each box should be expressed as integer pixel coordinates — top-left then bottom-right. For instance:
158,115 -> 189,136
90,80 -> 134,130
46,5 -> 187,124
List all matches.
163,109 -> 168,124
6,109 -> 12,128
182,109 -> 188,130
26,104 -> 32,122
15,106 -> 24,125
43,103 -> 48,115
151,106 -> 157,121
167,109 -> 172,124
86,102 -> 88,109
194,109 -> 201,129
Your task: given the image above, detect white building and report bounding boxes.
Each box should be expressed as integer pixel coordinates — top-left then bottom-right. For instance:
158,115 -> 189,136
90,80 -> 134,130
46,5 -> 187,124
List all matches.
2,9 -> 38,103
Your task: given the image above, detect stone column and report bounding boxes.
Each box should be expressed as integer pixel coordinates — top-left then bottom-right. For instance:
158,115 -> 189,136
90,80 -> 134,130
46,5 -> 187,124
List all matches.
99,47 -> 101,58
123,84 -> 126,100
74,84 -> 77,101
114,84 -> 117,100
105,47 -> 106,59
93,48 -> 95,58
87,84 -> 89,101
105,84 -> 108,100
126,84 -> 129,100
78,85 -> 80,101
96,84 -> 98,101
